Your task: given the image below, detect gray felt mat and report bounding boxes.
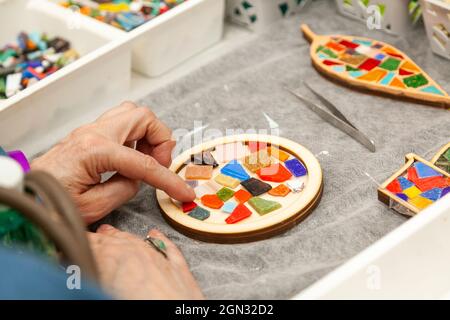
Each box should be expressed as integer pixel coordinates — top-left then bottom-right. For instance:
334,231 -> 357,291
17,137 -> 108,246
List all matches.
98,0 -> 450,299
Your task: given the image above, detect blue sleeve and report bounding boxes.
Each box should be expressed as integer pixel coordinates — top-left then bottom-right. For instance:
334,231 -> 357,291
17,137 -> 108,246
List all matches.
0,246 -> 110,300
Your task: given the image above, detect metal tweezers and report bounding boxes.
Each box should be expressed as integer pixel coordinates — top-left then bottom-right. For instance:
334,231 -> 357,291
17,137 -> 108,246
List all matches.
286,83 -> 376,152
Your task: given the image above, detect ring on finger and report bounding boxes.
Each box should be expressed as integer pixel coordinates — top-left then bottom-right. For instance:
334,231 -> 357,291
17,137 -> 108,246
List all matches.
144,236 -> 167,258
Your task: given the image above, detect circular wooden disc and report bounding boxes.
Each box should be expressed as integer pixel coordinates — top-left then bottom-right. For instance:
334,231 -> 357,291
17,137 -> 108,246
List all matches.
156,134 -> 323,243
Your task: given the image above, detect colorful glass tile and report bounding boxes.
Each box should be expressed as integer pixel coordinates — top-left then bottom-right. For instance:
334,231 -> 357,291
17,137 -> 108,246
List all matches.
379,57 -> 401,71
191,151 -> 218,168
241,178 -> 272,196
318,53 -> 328,60
414,162 -> 442,179
441,187 -> 450,198
339,39 -> 359,49
185,164 -> 213,180
415,176 -> 448,192
436,149 -> 450,173
247,141 -> 267,153
216,187 -> 235,202
234,189 -> 252,204
401,60 -> 419,72
349,70 -> 366,78
268,184 -> 291,197
408,196 -> 433,210
396,193 -> 408,201
399,68 -> 414,76
214,142 -> 249,163
386,179 -> 402,193
353,39 -> 372,46
420,188 -> 442,201
257,164 -> 292,183
188,206 -> 210,221
185,180 -> 198,188
374,53 -> 386,60
346,65 -> 360,72
390,77 -> 406,88
382,47 -> 403,59
194,184 -> 215,199
318,47 -> 338,59
222,200 -> 238,214
268,146 -> 290,162
403,74 -> 428,88
201,194 -> 224,209
248,197 -> 282,215
221,160 -> 250,181
287,179 -> 305,193
358,69 -> 387,82
358,58 -> 381,71
332,65 -> 346,73
379,72 -> 395,85
340,51 -> 367,66
398,177 -> 414,190
323,60 -> 343,66
326,41 -> 346,52
372,43 -> 384,49
225,204 -> 252,224
421,86 -> 444,96
403,186 -> 421,199
214,173 -> 240,189
355,46 -> 378,57
182,202 -> 197,213
243,150 -> 272,173
407,167 -> 420,183
284,159 -> 307,177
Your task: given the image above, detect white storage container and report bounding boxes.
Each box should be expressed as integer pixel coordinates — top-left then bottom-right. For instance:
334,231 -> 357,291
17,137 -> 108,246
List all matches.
0,0 -> 132,156
226,0 -> 310,32
335,0 -> 420,35
421,0 -> 450,60
50,0 -> 226,77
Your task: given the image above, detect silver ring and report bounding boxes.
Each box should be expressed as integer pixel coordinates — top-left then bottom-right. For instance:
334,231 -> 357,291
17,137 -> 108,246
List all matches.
144,236 -> 167,258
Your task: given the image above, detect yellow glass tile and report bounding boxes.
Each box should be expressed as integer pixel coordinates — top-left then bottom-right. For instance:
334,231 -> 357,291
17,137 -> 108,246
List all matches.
403,186 -> 421,198
409,196 -> 433,210
214,174 -> 240,189
269,147 -> 290,162
243,150 -> 272,173
357,68 -> 387,82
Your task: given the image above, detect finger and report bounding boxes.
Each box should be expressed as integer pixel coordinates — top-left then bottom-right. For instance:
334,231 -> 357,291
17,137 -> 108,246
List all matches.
80,174 -> 140,223
96,224 -> 125,237
96,142 -> 195,202
137,139 -> 175,168
96,101 -> 138,121
147,229 -> 189,268
95,107 -> 174,159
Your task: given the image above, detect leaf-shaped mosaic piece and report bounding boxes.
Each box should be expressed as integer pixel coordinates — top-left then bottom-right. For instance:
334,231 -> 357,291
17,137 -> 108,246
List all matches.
301,24 -> 450,109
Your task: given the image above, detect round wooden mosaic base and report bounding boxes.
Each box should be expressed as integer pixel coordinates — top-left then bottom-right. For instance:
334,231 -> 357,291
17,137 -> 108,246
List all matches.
156,134 -> 323,243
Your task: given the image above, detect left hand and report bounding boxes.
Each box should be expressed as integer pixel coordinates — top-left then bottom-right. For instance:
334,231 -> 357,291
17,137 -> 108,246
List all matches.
88,225 -> 204,300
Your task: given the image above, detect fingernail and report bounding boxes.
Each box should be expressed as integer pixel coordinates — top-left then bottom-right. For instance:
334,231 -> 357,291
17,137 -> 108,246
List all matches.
98,224 -> 113,231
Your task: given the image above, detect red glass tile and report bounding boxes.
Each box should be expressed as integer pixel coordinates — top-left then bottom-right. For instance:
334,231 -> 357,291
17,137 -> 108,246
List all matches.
323,60 -> 343,66
339,39 -> 359,49
358,58 -> 380,71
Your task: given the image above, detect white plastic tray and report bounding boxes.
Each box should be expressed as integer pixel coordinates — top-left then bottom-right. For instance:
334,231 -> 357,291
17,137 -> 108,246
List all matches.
295,194 -> 450,299
421,0 -> 450,60
50,0 -> 226,77
0,0 -> 132,155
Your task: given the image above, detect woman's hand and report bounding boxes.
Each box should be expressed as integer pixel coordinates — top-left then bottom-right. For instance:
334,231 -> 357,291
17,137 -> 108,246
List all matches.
31,102 -> 195,224
89,225 -> 204,300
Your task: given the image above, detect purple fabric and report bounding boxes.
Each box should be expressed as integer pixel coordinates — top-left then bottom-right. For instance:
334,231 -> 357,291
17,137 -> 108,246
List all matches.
7,150 -> 30,172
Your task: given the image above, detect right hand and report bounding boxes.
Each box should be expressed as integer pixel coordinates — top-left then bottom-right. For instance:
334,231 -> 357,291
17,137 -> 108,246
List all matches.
31,102 -> 195,224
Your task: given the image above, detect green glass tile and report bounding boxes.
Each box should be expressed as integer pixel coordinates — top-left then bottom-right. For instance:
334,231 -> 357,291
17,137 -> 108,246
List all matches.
217,187 -> 235,202
379,57 -> 401,71
279,3 -> 289,16
248,197 -> 282,215
242,0 -> 252,9
318,47 -> 338,59
250,15 -> 257,23
346,65 -> 360,72
403,74 -> 429,88
188,206 -> 210,221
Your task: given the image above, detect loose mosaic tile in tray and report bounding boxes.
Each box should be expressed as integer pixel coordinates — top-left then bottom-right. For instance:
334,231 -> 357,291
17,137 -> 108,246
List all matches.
431,142 -> 450,175
156,134 -> 323,243
301,24 -> 450,109
378,154 -> 450,216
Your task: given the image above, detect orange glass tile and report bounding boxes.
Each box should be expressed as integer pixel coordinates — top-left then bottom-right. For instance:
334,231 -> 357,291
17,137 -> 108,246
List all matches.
390,77 -> 406,88
326,41 -> 346,52
401,60 -> 420,72
357,68 -> 387,82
